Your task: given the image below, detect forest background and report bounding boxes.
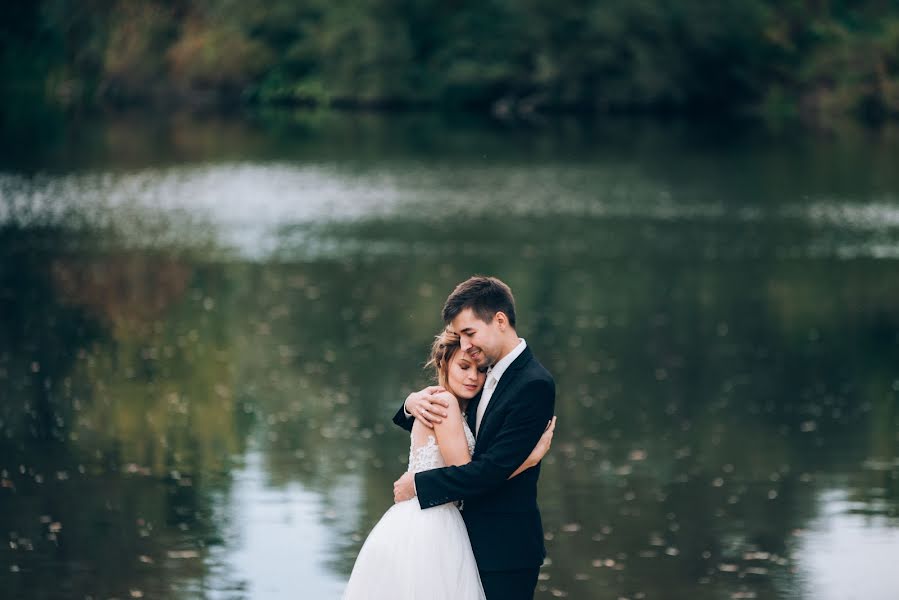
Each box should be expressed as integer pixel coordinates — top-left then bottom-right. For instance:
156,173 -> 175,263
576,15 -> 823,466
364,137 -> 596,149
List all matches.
3,0 -> 899,123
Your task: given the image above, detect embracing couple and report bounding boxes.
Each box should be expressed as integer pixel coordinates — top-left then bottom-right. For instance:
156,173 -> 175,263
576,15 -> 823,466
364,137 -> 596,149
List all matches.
342,276 -> 557,600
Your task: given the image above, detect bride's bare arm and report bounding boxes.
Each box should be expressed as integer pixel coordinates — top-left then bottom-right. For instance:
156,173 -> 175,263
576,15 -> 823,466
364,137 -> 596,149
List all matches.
431,393 -> 472,467
508,416 -> 556,479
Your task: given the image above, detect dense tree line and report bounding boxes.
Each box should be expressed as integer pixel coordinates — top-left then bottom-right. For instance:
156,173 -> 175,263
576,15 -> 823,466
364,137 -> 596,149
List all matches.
2,0 -> 899,120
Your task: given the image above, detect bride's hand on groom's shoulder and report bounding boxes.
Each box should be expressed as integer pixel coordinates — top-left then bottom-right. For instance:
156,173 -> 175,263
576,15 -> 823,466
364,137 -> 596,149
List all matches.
405,386 -> 450,429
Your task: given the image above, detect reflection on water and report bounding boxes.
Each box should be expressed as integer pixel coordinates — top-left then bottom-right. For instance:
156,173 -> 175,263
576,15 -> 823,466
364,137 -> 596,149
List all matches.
4,160 -> 899,261
799,489 -> 899,599
0,112 -> 897,599
209,449 -> 348,599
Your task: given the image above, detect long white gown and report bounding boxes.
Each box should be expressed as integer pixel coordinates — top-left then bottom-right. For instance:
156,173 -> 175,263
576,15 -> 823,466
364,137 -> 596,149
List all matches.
341,418 -> 485,600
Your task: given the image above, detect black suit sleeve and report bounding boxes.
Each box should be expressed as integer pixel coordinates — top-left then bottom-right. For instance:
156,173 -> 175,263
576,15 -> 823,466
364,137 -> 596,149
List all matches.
414,378 -> 555,508
393,400 -> 414,433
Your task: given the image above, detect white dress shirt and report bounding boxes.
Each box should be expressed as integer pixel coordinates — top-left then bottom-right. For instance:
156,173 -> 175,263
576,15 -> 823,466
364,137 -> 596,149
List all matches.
475,338 -> 527,436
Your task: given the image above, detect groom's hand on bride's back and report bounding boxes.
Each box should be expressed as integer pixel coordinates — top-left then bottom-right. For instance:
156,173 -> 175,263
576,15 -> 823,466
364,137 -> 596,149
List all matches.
404,386 -> 450,429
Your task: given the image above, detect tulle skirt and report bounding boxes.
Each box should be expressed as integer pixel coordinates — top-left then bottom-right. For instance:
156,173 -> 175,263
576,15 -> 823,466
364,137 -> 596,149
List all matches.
342,499 -> 486,599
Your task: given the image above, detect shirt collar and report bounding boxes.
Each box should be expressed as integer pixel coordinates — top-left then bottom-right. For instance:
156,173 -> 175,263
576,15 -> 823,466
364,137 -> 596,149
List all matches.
487,338 -> 527,385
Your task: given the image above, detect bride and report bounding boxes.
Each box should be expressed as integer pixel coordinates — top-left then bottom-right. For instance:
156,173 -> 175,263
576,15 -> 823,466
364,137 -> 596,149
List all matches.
341,329 -> 556,599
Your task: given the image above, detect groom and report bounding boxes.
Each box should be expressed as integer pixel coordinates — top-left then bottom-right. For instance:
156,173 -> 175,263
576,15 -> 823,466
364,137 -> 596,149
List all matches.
392,275 -> 556,600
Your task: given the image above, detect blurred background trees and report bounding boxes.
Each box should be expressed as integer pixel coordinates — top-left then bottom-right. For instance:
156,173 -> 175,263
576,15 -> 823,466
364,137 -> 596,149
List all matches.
2,0 -> 899,120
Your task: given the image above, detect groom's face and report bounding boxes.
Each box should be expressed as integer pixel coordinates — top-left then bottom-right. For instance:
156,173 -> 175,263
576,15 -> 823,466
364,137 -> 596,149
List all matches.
451,308 -> 503,367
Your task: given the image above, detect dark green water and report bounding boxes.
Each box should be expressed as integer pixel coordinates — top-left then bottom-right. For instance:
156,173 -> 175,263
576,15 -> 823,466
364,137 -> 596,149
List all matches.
1,112 -> 898,600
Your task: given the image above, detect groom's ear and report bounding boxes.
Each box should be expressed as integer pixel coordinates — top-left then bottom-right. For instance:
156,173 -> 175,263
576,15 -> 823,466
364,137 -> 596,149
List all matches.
494,311 -> 509,330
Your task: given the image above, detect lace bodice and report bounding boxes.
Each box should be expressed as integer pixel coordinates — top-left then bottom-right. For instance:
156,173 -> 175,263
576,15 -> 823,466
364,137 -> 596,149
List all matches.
408,417 -> 476,474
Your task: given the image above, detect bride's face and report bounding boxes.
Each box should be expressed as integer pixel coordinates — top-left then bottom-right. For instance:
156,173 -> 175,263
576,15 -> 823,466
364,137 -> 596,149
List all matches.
446,348 -> 487,400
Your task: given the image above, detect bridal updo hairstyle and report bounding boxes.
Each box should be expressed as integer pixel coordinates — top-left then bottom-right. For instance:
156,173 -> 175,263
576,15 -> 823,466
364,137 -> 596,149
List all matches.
441,275 -> 516,327
425,328 -> 461,388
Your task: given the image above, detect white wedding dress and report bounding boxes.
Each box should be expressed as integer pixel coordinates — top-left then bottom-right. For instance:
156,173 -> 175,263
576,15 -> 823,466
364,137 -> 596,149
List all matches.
341,417 -> 486,600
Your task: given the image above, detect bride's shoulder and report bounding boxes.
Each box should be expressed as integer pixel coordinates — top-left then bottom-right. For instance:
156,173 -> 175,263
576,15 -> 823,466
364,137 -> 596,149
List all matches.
435,391 -> 462,416
434,390 -> 456,402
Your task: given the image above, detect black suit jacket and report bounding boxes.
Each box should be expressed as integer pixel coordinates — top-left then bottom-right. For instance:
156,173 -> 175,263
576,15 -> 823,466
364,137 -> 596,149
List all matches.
393,346 -> 555,571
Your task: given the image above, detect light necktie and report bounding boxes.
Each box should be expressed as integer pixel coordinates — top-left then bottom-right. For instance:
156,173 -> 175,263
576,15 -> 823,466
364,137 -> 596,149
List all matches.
476,371 -> 497,435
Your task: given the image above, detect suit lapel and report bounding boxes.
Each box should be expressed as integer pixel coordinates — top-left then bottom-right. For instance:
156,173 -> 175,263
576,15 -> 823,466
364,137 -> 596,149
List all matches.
478,347 -> 532,436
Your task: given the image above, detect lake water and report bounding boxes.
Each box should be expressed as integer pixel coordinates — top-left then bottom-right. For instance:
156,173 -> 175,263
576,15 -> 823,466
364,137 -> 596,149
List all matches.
1,111 -> 897,600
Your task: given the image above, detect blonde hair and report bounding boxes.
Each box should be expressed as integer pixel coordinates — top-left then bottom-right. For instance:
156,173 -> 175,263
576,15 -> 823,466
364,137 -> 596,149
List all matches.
425,328 -> 461,388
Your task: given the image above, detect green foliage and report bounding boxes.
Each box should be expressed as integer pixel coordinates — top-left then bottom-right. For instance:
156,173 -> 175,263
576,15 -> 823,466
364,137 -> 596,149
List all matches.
102,2 -> 179,101
3,0 -> 899,119
167,19 -> 273,95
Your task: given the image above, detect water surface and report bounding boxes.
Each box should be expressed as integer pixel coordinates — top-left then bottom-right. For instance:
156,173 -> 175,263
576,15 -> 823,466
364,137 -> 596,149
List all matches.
1,112 -> 897,600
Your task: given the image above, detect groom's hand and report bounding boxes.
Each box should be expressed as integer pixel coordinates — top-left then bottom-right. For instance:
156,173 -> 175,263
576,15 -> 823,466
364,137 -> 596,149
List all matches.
393,472 -> 416,503
404,386 -> 450,429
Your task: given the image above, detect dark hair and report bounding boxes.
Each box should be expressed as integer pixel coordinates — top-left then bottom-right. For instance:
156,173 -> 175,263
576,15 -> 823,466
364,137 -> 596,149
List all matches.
441,275 -> 516,327
425,328 -> 461,387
